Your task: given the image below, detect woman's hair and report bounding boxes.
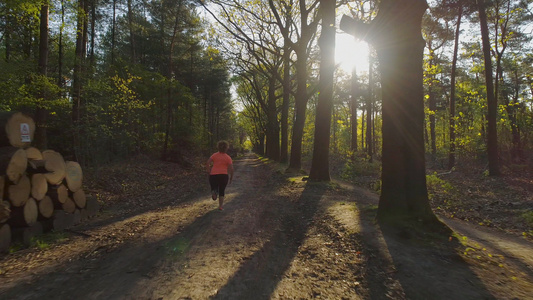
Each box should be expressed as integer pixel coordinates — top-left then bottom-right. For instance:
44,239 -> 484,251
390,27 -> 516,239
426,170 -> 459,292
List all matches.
217,140 -> 229,153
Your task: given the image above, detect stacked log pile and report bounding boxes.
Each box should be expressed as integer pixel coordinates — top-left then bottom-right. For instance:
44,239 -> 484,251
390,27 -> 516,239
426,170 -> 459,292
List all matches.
0,112 -> 99,251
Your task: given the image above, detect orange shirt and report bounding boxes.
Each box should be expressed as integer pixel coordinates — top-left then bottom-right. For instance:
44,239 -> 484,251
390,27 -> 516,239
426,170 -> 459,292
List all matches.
210,152 -> 233,175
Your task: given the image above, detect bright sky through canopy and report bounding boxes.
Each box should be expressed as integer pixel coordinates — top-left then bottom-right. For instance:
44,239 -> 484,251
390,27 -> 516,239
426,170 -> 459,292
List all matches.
336,32 -> 369,74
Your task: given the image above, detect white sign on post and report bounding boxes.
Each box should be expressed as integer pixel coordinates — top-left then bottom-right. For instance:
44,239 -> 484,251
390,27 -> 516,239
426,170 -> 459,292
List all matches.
20,123 -> 31,142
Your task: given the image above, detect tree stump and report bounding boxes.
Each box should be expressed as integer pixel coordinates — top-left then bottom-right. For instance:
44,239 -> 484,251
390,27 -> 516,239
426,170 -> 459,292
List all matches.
52,210 -> 75,231
31,173 -> 48,200
0,223 -> 11,252
73,209 -> 81,225
85,195 -> 99,218
7,175 -> 31,207
0,112 -> 35,148
0,147 -> 28,184
65,161 -> 83,192
80,208 -> 89,221
42,150 -> 66,185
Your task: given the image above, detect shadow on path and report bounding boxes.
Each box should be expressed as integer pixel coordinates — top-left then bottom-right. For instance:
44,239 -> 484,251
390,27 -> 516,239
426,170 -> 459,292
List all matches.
212,181 -> 325,300
350,184 -> 496,299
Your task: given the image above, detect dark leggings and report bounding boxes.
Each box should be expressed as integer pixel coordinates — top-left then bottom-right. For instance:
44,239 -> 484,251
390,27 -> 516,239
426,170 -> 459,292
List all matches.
209,174 -> 229,196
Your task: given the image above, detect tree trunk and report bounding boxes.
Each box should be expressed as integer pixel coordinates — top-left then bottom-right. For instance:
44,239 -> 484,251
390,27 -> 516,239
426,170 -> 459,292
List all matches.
477,0 -> 500,176
448,6 -> 462,170
111,0 -> 116,64
341,0 -> 438,223
72,0 -> 88,161
35,3 -> 49,150
350,67 -> 358,153
280,40 -> 291,164
309,0 -> 335,181
265,77 -> 280,160
89,0 -> 96,65
288,46 -> 308,171
58,0 -> 65,88
366,55 -> 373,161
127,0 -> 136,64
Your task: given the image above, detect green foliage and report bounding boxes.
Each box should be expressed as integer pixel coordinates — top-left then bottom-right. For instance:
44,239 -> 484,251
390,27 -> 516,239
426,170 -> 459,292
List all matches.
30,231 -> 69,250
342,156 -> 381,178
426,173 -> 455,200
522,210 -> 533,227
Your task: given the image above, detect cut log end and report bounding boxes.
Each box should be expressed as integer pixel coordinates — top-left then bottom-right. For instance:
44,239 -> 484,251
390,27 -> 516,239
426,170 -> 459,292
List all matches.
65,161 -> 83,192
31,173 -> 48,200
38,196 -> 54,219
42,150 -> 66,185
1,112 -> 35,148
8,175 -> 31,207
73,189 -> 86,208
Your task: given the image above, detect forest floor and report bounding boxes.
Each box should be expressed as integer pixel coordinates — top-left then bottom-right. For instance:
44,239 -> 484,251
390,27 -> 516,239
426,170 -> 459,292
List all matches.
0,153 -> 532,299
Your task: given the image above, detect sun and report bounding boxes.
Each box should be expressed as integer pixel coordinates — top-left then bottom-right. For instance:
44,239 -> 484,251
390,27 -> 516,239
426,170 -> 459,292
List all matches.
335,32 -> 370,74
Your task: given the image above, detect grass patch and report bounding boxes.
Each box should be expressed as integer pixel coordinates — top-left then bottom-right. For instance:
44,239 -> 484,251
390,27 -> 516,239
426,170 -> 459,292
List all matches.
521,210 -> 533,226
30,231 -> 69,250
426,173 -> 455,200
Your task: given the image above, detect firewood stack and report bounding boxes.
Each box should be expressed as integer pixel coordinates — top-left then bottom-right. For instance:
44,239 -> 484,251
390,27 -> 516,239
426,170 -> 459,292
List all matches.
0,112 -> 99,251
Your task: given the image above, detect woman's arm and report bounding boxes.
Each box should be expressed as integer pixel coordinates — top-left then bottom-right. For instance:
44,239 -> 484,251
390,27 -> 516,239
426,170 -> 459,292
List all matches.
228,164 -> 234,183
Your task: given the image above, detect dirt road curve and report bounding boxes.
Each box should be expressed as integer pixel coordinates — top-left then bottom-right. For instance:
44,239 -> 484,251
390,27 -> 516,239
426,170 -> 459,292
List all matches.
0,154 -> 532,299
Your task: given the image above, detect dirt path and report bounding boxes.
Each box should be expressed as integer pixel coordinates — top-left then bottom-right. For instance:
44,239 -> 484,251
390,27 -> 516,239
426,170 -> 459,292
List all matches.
0,154 -> 532,299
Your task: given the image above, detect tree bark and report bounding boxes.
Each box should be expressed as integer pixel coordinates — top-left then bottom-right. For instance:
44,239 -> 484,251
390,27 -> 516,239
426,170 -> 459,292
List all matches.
309,0 -> 335,181
288,44 -> 309,172
127,0 -> 137,64
35,3 -> 50,150
265,77 -> 280,160
448,6 -> 462,170
477,0 -> 500,176
341,0 -> 438,223
280,40 -> 291,164
366,54 -> 373,161
287,0 -> 319,172
350,67 -> 358,153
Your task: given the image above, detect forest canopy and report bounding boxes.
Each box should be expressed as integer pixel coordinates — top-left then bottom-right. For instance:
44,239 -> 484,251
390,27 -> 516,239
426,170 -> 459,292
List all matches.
0,0 -> 531,177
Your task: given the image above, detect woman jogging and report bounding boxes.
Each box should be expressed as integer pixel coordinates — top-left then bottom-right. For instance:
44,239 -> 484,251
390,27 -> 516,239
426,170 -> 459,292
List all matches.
206,141 -> 234,210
